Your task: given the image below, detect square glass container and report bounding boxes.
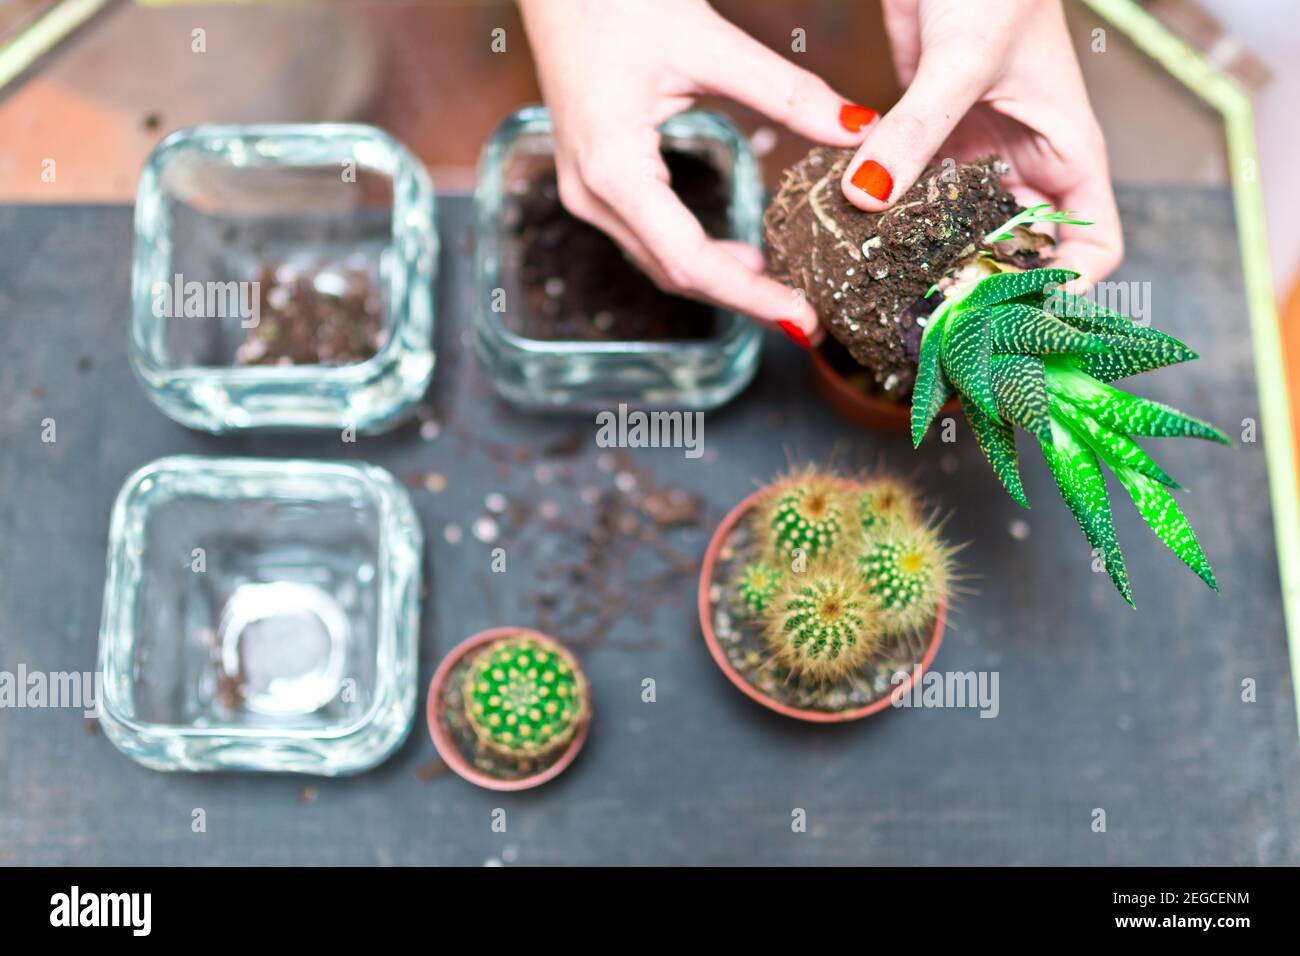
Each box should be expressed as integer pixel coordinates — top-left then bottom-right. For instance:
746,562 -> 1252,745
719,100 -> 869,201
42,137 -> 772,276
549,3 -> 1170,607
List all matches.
473,106 -> 762,411
97,456 -> 423,774
131,124 -> 436,433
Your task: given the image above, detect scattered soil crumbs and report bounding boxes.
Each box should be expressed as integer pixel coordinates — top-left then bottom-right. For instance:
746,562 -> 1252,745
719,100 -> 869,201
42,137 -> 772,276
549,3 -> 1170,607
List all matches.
236,261 -> 386,366
528,459 -> 704,650
438,651 -> 574,783
708,509 -> 931,714
402,419 -> 711,653
764,149 -> 1032,399
502,150 -> 730,342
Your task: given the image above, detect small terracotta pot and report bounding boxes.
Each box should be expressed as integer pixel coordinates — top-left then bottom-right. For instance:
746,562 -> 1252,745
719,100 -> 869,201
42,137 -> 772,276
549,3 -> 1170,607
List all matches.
697,485 -> 945,723
427,626 -> 590,791
810,344 -> 959,433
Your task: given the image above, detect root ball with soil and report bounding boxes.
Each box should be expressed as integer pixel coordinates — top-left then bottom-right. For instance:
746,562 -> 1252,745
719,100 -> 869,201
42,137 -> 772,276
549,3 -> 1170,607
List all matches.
763,148 -> 1048,399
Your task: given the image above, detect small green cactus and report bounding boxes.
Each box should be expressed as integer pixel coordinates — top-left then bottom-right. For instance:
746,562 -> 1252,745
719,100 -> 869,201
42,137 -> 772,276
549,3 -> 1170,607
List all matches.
856,476 -> 921,533
737,561 -> 781,616
856,523 -> 954,635
463,634 -> 587,758
766,469 -> 847,561
765,563 -> 881,679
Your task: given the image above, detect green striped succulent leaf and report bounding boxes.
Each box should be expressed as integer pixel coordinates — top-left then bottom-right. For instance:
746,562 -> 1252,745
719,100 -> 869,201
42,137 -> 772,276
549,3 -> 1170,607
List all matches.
942,307 -> 999,421
1047,365 -> 1230,444
958,268 -> 1080,309
1040,418 -> 1134,606
911,321 -> 954,447
960,393 -> 1027,507
1113,466 -> 1218,592
1053,398 -> 1180,488
990,354 -> 1051,444
988,303 -> 1112,355
1041,290 -> 1141,335
1072,337 -> 1199,382
1044,292 -> 1194,353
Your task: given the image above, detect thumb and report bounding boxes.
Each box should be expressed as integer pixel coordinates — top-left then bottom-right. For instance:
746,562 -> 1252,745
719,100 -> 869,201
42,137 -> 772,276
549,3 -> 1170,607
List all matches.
840,57 -> 989,210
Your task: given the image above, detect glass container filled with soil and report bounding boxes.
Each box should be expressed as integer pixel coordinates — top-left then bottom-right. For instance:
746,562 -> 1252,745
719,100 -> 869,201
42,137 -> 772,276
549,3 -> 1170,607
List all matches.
473,106 -> 761,411
131,124 -> 436,433
96,456 -> 422,774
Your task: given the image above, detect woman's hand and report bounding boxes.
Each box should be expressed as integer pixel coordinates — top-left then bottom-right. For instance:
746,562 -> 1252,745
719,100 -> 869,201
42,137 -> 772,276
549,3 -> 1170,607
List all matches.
841,0 -> 1122,286
519,0 -> 874,345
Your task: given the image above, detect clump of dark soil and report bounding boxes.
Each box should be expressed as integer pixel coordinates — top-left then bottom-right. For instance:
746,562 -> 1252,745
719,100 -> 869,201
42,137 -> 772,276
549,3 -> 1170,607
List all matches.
236,262 -> 385,366
764,148 -> 1038,399
504,151 -> 730,341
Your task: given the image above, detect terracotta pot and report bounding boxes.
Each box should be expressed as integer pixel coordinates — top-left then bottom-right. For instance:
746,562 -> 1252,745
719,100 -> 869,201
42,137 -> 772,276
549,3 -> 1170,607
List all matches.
426,626 -> 590,791
697,485 -> 945,723
810,344 -> 959,432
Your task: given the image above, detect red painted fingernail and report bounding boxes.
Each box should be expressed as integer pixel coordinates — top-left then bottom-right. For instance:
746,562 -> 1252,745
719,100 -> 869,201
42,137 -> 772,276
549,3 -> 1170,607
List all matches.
851,159 -> 893,201
838,103 -> 878,133
778,321 -> 812,350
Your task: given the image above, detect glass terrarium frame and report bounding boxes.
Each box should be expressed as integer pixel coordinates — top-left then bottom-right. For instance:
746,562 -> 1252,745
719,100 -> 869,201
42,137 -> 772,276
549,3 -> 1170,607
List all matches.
97,455 -> 423,775
472,105 -> 763,412
130,122 -> 437,434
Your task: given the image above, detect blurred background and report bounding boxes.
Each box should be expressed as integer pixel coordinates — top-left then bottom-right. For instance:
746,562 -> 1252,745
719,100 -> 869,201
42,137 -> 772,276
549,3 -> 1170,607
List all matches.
1,0 -> 1296,446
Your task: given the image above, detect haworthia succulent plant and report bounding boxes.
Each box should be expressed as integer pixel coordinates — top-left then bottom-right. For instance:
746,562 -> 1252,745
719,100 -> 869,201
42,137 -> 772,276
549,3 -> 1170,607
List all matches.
911,258 -> 1228,604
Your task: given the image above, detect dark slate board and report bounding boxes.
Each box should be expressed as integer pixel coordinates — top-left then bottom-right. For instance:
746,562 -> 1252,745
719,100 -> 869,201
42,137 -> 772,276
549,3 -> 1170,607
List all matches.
0,193 -> 1295,865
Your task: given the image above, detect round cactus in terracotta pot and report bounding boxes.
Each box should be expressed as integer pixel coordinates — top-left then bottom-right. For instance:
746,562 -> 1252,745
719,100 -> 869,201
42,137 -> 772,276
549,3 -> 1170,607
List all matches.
427,627 -> 591,790
698,465 -> 954,722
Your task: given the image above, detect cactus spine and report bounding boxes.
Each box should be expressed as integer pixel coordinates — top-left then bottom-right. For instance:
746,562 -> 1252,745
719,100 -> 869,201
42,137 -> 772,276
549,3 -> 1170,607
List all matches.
856,522 -> 954,636
856,476 -> 921,532
737,561 -> 781,616
767,469 -> 848,561
766,563 -> 881,679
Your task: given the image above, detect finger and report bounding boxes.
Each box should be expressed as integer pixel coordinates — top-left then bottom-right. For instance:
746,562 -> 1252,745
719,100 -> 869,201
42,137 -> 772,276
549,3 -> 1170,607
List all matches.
692,19 -> 878,143
577,143 -> 821,336
881,0 -> 923,85
719,240 -> 825,344
716,239 -> 765,273
612,179 -> 819,335
840,55 -> 991,210
555,162 -> 678,289
565,184 -> 815,340
1050,164 -> 1124,287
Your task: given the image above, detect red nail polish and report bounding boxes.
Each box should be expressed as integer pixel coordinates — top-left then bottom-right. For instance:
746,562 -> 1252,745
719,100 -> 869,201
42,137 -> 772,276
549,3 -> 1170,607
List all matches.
778,321 -> 812,350
839,103 -> 877,133
851,159 -> 893,201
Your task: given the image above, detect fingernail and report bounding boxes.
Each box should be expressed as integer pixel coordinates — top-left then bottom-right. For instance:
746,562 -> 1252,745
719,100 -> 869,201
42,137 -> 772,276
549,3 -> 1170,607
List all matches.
778,321 -> 812,350
839,103 -> 878,133
851,159 -> 893,201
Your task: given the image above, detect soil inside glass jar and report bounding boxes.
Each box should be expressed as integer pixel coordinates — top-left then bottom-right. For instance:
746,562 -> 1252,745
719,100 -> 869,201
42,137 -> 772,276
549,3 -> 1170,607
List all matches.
504,150 -> 730,342
236,261 -> 386,366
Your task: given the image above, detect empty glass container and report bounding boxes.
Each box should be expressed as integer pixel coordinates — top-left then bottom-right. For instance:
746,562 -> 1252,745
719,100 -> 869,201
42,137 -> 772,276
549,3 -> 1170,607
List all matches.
97,455 -> 423,774
131,123 -> 436,433
473,106 -> 762,411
